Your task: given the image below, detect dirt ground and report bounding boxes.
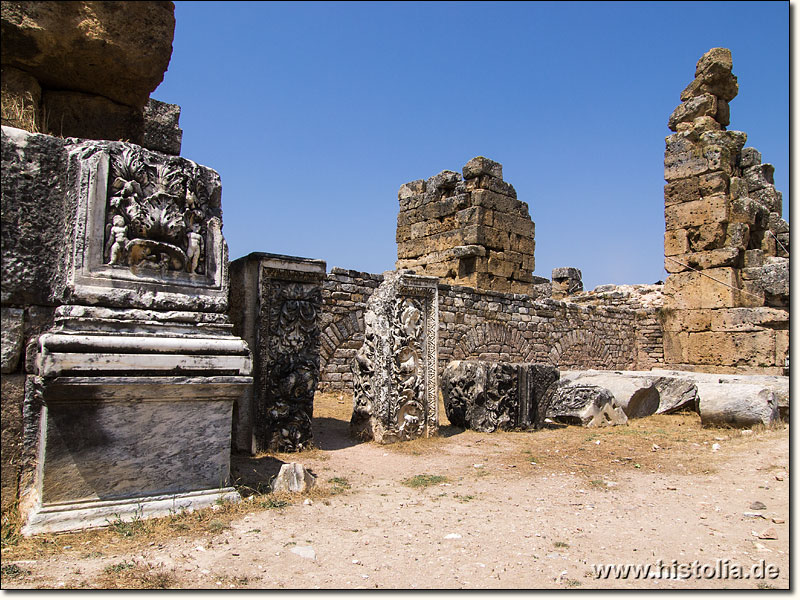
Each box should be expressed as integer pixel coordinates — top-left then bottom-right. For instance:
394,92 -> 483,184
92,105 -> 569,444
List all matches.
1,392 -> 790,590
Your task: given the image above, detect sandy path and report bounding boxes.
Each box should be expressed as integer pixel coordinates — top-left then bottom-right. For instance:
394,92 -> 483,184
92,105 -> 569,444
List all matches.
2,406 -> 789,589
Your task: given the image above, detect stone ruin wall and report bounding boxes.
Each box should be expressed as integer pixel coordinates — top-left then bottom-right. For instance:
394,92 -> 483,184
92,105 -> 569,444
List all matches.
317,268 -> 665,393
661,48 -> 789,375
396,157 -> 537,294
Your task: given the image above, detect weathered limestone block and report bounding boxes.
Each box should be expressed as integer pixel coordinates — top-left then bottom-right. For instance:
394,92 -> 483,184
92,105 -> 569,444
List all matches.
441,360 -> 558,432
664,195 -> 729,230
663,133 -> 710,181
664,177 -> 700,205
750,186 -> 782,215
229,253 -> 326,453
351,271 -> 438,443
462,156 -> 503,180
551,267 -> 583,299
668,93 -> 718,131
664,229 -> 690,256
697,382 -> 778,427
1,374 -> 25,510
546,383 -> 627,427
709,307 -> 788,332
687,222 -> 727,252
142,98 -> 182,156
1,307 -> 24,373
1,1 -> 175,108
271,463 -> 316,493
684,330 -> 776,367
559,372 -> 660,418
663,267 -> 742,309
41,89 -> 144,143
743,164 -> 775,191
1,126 -> 70,305
664,247 -> 741,273
680,48 -> 738,103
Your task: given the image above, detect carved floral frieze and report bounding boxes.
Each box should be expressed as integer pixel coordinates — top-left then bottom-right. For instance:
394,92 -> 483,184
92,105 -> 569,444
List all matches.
103,147 -> 221,275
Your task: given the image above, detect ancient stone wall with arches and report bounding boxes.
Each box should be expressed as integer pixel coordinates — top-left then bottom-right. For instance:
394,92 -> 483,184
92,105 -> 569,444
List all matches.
317,269 -> 665,392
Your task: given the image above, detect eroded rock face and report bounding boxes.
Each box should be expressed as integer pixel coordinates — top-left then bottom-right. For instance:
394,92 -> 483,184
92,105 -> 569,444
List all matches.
546,384 -> 628,427
441,360 -> 558,432
351,271 -> 439,443
1,1 -> 175,108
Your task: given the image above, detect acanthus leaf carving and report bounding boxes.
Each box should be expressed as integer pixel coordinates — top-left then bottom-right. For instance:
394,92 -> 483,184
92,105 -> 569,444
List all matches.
103,146 -> 220,275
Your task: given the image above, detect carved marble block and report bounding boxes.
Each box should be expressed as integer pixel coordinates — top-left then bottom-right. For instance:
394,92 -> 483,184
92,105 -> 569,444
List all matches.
22,140 -> 252,535
229,253 -> 326,453
546,383 -> 628,427
351,271 -> 439,443
441,360 -> 558,432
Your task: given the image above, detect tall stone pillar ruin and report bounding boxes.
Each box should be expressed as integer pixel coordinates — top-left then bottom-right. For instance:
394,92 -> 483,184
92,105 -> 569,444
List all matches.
229,253 -> 326,454
662,48 -> 788,375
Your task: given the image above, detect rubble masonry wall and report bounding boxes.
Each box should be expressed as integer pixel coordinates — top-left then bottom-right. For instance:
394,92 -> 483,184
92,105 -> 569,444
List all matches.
318,268 -> 665,393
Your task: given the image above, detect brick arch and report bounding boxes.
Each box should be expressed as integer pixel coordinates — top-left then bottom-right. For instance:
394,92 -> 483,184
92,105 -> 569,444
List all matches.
547,330 -> 614,370
318,311 -> 365,386
453,321 -> 535,363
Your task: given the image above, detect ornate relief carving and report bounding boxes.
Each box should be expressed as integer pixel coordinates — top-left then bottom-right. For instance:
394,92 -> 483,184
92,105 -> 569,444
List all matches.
103,147 -> 220,274
350,271 -> 438,443
442,360 -> 558,432
257,279 -> 322,452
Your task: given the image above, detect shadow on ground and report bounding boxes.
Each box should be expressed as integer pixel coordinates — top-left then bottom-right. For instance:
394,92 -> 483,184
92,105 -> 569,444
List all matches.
230,455 -> 285,495
312,416 -> 363,451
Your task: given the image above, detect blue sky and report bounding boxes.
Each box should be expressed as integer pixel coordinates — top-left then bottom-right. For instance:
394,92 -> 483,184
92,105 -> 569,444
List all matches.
153,1 -> 789,290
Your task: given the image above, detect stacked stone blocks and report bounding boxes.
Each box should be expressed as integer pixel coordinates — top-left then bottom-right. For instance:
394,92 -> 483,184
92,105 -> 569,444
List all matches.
662,48 -> 788,374
396,156 -> 536,294
316,270 -> 663,392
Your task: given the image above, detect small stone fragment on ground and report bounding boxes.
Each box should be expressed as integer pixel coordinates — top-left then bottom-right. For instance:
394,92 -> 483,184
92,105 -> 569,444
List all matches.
271,463 -> 316,493
757,528 -> 778,540
291,546 -> 316,560
750,501 -> 767,510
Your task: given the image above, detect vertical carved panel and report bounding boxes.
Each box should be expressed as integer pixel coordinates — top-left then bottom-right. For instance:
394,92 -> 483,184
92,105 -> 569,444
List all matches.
351,271 -> 438,443
256,270 -> 322,453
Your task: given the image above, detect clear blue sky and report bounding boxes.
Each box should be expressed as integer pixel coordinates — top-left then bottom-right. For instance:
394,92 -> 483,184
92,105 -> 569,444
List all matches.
153,1 -> 789,290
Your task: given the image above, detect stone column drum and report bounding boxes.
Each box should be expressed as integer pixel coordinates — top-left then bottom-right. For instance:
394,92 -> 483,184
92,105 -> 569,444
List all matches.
229,253 -> 326,453
351,271 -> 439,443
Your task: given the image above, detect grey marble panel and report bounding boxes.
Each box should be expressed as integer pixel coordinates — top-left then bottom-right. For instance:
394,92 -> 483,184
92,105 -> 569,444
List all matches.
41,398 -> 233,504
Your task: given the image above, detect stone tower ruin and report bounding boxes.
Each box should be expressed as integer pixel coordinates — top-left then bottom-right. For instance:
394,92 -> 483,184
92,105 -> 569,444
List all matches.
661,48 -> 788,375
395,156 -> 536,294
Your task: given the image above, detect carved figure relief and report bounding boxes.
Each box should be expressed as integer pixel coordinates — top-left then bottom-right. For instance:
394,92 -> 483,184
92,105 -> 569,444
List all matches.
257,279 -> 322,452
103,148 -> 220,275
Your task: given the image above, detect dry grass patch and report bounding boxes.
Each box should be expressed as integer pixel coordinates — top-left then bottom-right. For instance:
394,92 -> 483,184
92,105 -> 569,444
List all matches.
0,484 -> 340,565
314,391 -> 353,421
90,559 -> 177,589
